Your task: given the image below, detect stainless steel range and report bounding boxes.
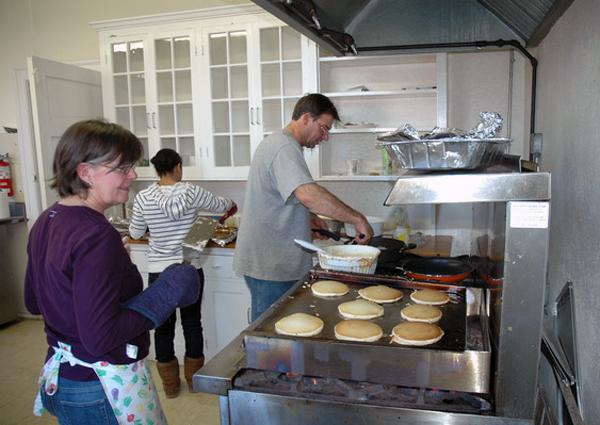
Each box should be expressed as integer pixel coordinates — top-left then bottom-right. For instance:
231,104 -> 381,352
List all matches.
195,168 -> 552,425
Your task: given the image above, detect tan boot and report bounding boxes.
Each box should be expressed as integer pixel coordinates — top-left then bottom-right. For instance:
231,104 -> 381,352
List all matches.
156,358 -> 181,398
184,356 -> 205,392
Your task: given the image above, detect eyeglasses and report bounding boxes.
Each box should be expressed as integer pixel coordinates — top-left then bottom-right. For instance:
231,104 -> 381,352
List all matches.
314,119 -> 331,136
93,163 -> 137,175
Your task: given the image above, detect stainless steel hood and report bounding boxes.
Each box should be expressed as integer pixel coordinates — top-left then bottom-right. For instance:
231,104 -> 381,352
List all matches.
251,0 -> 574,56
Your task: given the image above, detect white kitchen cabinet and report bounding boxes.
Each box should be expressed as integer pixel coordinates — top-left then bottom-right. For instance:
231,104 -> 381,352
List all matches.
129,244 -> 250,363
198,249 -> 251,362
98,26 -> 201,180
316,51 -> 448,179
198,16 -> 318,179
95,8 -> 317,181
129,244 -> 149,288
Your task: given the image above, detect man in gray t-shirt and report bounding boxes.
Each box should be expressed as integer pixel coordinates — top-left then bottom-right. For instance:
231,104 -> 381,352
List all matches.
234,94 -> 373,321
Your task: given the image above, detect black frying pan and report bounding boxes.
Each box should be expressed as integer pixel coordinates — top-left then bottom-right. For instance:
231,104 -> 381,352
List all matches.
312,229 -> 415,263
369,237 -> 416,264
401,257 -> 473,283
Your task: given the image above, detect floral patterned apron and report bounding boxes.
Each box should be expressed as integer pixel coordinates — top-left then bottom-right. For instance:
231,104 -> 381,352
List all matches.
34,342 -> 167,425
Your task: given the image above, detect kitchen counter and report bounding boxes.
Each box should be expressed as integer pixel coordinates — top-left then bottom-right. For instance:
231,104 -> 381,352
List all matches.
128,235 -> 452,255
312,234 -> 453,258
129,237 -> 236,249
410,235 -> 452,257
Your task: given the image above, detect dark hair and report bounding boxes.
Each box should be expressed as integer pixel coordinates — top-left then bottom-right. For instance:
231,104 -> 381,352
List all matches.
51,119 -> 143,198
291,93 -> 340,121
150,148 -> 182,176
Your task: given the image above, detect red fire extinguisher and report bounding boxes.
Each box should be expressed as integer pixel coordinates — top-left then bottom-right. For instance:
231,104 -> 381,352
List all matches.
0,154 -> 14,196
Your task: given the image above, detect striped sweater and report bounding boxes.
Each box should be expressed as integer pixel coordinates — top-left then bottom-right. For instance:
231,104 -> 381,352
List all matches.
129,182 -> 233,273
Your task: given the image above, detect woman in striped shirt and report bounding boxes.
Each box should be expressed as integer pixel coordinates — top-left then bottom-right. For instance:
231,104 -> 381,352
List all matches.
129,148 -> 236,398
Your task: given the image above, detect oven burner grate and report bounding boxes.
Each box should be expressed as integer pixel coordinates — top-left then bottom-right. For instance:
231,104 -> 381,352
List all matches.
234,369 -> 492,414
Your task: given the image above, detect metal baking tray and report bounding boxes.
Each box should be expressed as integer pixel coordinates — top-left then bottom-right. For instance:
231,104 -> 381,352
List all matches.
243,269 -> 492,394
378,138 -> 511,170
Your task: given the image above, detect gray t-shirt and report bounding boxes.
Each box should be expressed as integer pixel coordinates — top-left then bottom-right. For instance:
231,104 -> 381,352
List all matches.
234,130 -> 314,281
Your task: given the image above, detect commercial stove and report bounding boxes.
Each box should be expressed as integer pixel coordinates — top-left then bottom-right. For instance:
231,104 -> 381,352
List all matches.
195,170 -> 552,425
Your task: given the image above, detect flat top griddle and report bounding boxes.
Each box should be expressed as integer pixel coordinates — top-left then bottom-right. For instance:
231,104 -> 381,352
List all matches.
242,269 -> 491,394
247,274 -> 467,351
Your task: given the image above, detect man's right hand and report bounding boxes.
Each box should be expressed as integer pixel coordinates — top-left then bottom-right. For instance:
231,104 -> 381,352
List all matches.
353,219 -> 374,245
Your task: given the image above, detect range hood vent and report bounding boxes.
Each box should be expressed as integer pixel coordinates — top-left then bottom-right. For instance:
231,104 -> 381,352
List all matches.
251,0 -> 574,56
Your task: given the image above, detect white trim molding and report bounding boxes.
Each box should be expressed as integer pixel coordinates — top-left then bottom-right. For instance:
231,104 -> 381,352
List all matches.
90,4 -> 264,32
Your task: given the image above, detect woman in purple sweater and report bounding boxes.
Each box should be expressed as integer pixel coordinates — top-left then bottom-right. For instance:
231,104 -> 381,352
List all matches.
25,120 -> 199,425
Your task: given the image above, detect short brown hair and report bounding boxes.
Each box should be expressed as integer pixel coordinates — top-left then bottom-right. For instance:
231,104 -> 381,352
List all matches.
291,93 -> 340,121
51,119 -> 143,198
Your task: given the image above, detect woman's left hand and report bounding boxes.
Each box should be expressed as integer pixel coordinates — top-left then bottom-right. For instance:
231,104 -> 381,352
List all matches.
122,235 -> 131,255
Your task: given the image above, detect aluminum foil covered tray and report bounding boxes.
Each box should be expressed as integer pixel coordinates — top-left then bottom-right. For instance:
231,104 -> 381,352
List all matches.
379,138 -> 511,171
211,226 -> 237,246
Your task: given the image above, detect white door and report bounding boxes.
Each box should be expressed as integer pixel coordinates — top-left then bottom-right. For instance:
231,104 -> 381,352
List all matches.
27,56 -> 103,211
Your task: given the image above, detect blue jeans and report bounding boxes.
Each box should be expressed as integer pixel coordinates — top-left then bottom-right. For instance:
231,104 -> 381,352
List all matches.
40,376 -> 118,425
149,268 -> 205,362
244,276 -> 298,322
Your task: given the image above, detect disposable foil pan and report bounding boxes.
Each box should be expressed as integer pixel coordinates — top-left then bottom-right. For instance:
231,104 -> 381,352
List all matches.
378,138 -> 511,171
211,226 -> 237,247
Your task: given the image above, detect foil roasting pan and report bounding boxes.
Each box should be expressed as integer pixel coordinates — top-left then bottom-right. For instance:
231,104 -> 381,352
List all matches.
377,112 -> 510,170
378,138 -> 511,171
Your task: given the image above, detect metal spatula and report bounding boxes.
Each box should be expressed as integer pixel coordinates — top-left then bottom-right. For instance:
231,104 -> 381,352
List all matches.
181,206 -> 238,264
182,216 -> 220,264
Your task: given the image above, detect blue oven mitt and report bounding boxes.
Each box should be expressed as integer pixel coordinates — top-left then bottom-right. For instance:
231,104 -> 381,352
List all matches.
122,263 -> 200,329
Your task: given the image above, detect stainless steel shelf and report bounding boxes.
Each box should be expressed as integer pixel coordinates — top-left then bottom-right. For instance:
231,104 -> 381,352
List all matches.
385,171 -> 551,205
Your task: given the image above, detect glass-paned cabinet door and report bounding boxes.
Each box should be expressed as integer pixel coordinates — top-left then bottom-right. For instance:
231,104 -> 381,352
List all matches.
259,26 -> 304,136
207,29 -> 251,172
109,39 -> 150,169
153,35 -> 196,167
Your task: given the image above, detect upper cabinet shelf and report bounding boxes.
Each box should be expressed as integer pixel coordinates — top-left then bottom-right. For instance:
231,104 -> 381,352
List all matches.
318,51 -> 445,131
319,53 -> 437,67
325,88 -> 437,100
316,51 -> 448,179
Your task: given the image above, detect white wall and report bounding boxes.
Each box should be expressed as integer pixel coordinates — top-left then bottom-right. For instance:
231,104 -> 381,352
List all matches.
536,0 -> 600,422
0,0 -> 247,127
448,50 -> 531,159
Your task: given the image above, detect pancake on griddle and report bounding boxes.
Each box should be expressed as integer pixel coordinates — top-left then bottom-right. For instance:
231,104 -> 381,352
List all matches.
410,289 -> 450,305
338,299 -> 384,320
358,285 -> 403,304
400,304 -> 442,323
391,322 -> 444,346
335,320 -> 383,342
311,280 -> 349,297
275,313 -> 324,337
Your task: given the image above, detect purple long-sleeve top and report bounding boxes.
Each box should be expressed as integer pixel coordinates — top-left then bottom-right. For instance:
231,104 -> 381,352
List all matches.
25,204 -> 153,381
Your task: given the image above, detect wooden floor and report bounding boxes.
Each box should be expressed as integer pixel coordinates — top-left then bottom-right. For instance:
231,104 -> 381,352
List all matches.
0,318 -> 221,425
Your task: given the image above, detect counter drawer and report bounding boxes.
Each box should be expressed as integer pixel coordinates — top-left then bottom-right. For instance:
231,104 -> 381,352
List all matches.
200,252 -> 238,280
